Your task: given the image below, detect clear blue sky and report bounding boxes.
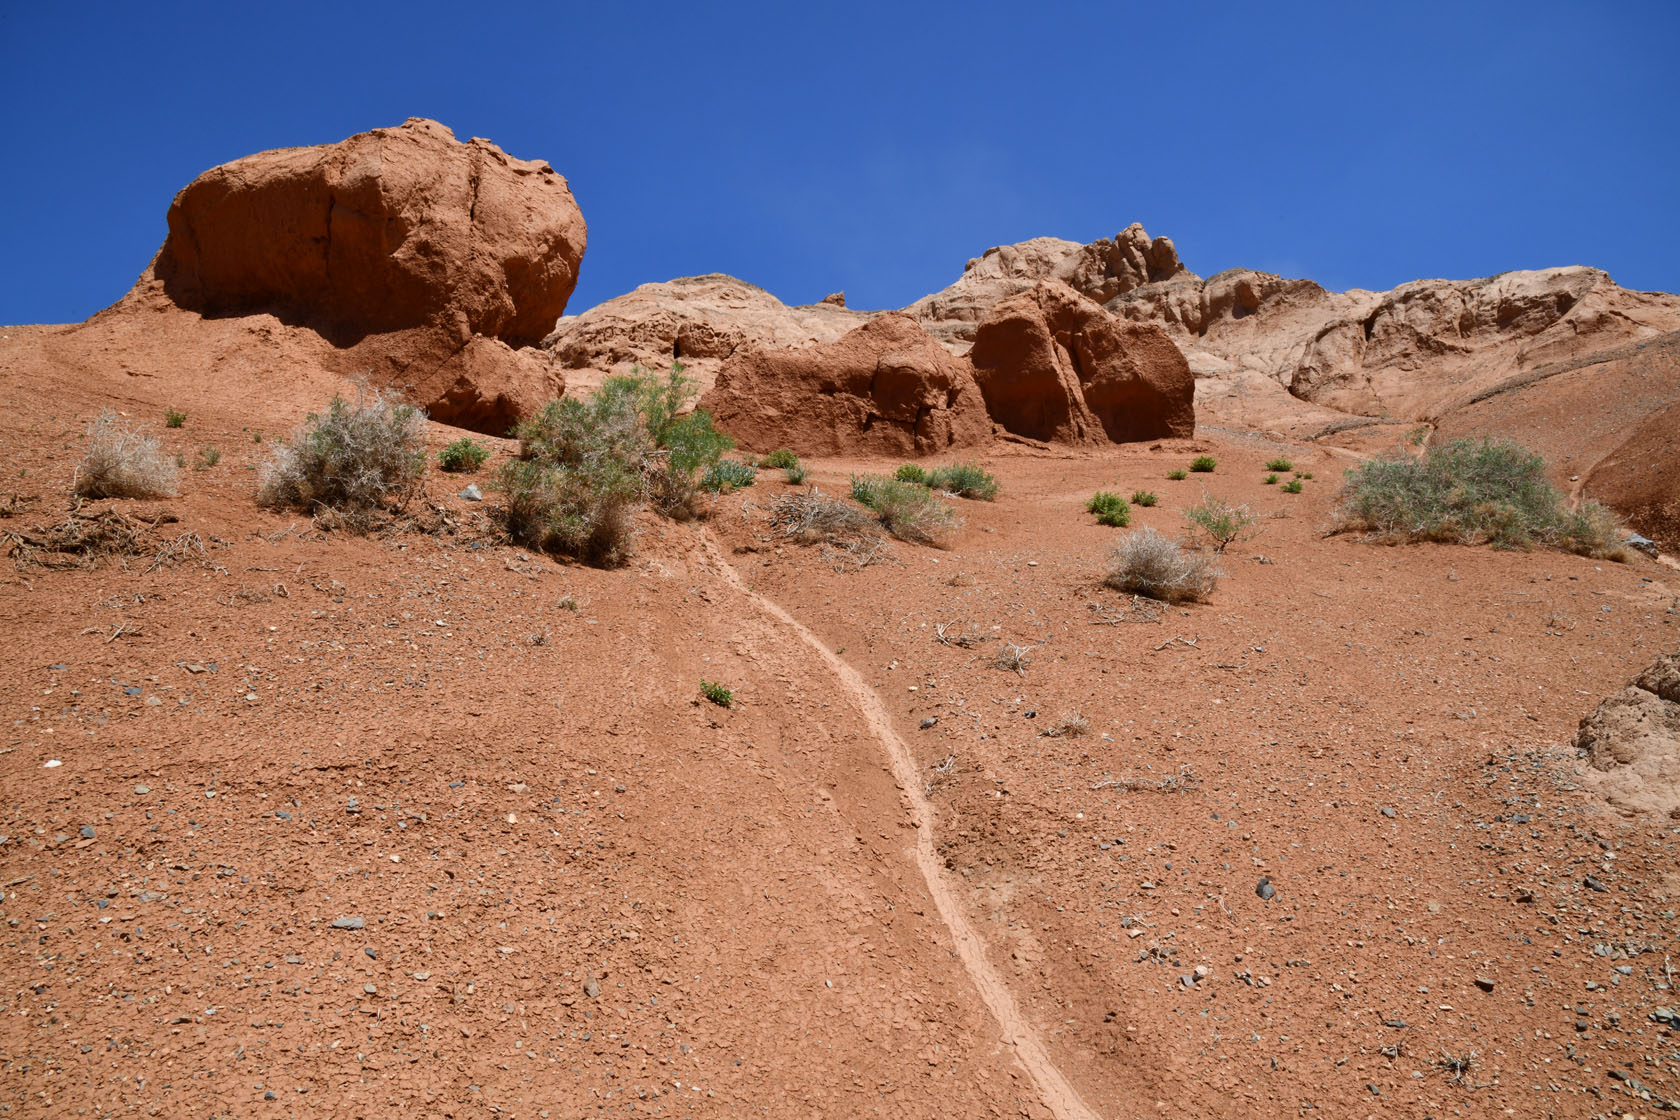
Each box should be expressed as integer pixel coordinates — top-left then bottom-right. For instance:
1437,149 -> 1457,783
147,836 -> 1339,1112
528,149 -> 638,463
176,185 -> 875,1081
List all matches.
3,1 -> 1677,324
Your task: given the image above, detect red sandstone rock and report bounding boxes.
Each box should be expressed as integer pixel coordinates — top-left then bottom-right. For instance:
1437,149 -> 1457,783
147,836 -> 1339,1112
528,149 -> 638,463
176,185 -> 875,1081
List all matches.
700,313 -> 992,457
966,282 -> 1194,444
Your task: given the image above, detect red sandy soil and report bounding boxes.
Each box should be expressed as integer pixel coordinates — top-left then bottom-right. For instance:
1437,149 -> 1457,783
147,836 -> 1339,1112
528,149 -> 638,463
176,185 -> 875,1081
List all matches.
2,325 -> 1679,1119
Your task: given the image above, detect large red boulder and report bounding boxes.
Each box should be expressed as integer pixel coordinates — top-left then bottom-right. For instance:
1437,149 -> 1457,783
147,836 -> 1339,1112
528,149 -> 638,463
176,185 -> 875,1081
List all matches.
967,281 -> 1194,444
147,118 -> 585,433
700,313 -> 993,457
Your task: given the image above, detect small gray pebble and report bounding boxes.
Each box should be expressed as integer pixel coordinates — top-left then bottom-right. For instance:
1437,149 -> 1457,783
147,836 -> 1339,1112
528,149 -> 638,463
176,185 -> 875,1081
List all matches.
1584,875 -> 1608,893
1474,977 -> 1495,993
363,984 -> 377,995
330,917 -> 365,930
458,483 -> 483,502
1256,878 -> 1275,901
919,717 -> 937,730
79,825 -> 95,839
1383,1018 -> 1406,1029
274,811 -> 291,820
1379,807 -> 1395,819
364,948 -> 378,960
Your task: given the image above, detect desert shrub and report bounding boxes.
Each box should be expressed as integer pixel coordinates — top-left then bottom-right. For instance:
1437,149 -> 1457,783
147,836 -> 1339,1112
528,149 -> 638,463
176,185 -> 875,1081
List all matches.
1131,490 -> 1159,507
164,409 -> 186,429
761,448 -> 800,469
1300,472 -> 1314,480
257,385 -> 427,526
1085,491 -> 1131,527
196,447 -> 221,470
927,461 -> 999,500
1559,500 -> 1630,560
438,437 -> 491,473
851,475 -> 961,546
1166,469 -> 1188,481
497,456 -> 640,566
1184,490 -> 1258,553
1282,478 -> 1304,493
700,679 -> 733,707
1336,437 -> 1623,557
1189,456 -> 1217,473
1265,457 -> 1294,472
75,412 -> 179,499
784,462 -> 808,485
895,463 -> 929,484
701,457 -> 758,492
1263,473 -> 1279,485
1105,527 -> 1221,602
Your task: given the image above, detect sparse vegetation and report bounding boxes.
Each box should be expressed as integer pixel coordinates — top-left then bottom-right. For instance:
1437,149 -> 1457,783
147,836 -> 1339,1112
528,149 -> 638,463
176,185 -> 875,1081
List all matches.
196,447 -> 221,470
164,409 -> 186,429
851,475 -> 961,546
1263,473 -> 1279,485
1184,490 -> 1259,553
1041,712 -> 1090,738
1189,455 -> 1217,473
1264,457 -> 1294,472
1105,527 -> 1221,602
783,462 -> 808,485
699,679 -> 733,707
438,437 -> 491,473
75,412 -> 180,499
1131,490 -> 1158,507
1335,437 -> 1627,558
769,489 -> 887,569
1166,468 -> 1188,481
1085,491 -> 1132,527
1282,478 -> 1304,494
701,457 -> 759,492
257,385 -> 427,530
926,461 -> 999,500
499,366 -> 734,564
993,642 -> 1035,676
895,463 -> 929,484
761,448 -> 800,469
1300,472 -> 1314,480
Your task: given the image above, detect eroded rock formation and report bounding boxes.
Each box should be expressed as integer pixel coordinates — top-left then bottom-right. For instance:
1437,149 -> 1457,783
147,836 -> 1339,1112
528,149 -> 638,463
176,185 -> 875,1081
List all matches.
1576,653 -> 1680,819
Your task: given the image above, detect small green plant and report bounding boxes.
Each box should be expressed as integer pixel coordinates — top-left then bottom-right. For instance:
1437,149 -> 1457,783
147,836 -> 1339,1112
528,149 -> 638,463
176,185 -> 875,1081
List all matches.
1130,490 -> 1159,507
1105,527 -> 1221,603
1408,426 -> 1430,447
1085,491 -> 1132,527
1183,490 -> 1259,553
164,409 -> 187,429
699,679 -> 733,708
174,451 -> 186,468
251,430 -> 264,444
1264,457 -> 1294,473
437,437 -> 491,473
701,457 -> 759,492
927,461 -> 999,500
1282,478 -> 1304,493
1166,469 -> 1188,481
1189,456 -> 1217,473
196,447 -> 221,470
784,462 -> 808,485
895,463 -> 929,484
761,449 -> 800,469
1263,473 -> 1279,485
1300,472 -> 1314,480
851,475 -> 961,546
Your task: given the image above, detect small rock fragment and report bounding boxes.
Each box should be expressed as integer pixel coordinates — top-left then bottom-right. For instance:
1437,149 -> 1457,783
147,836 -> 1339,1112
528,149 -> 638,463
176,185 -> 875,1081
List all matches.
1473,977 -> 1495,993
919,717 -> 937,730
1584,875 -> 1608,893
1379,807 -> 1395,819
329,916 -> 365,930
1256,877 -> 1275,901
458,483 -> 483,502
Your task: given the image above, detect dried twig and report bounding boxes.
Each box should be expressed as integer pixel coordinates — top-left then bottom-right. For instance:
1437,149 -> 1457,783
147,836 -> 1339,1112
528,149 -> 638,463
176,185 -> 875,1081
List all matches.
1152,635 -> 1199,652
923,754 -> 958,797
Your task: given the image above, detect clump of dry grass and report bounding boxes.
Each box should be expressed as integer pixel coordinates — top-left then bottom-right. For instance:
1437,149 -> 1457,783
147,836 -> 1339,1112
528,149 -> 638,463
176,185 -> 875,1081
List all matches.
5,507 -> 179,569
257,385 -> 427,531
1040,712 -> 1090,738
75,412 -> 179,499
1104,527 -> 1221,602
851,476 -> 962,547
769,488 -> 889,569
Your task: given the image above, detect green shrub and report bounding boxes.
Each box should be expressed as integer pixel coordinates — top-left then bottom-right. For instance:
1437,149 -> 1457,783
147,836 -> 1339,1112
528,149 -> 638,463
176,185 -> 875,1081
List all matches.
497,456 -> 640,566
1085,491 -> 1132,527
699,679 -> 733,708
1130,490 -> 1159,507
1264,457 -> 1294,473
1282,478 -> 1304,494
895,463 -> 929,484
927,461 -> 999,500
1189,456 -> 1217,473
1300,472 -> 1314,480
438,437 -> 491,473
76,412 -> 179,499
1105,527 -> 1221,602
761,448 -> 800,469
1166,469 -> 1188,481
1184,490 -> 1258,553
196,447 -> 221,470
1263,473 -> 1279,485
257,386 -> 426,527
784,462 -> 808,485
164,409 -> 186,429
1336,437 -> 1626,558
702,457 -> 759,492
851,475 -> 961,546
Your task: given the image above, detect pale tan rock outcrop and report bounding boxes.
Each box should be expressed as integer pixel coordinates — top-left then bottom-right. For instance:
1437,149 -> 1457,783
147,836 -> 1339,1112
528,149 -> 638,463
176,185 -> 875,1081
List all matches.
967,282 -> 1194,444
1576,653 -> 1680,819
700,313 -> 991,457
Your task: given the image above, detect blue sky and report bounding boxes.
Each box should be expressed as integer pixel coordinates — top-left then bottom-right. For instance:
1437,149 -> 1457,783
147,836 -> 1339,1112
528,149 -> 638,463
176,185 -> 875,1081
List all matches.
3,1 -> 1677,324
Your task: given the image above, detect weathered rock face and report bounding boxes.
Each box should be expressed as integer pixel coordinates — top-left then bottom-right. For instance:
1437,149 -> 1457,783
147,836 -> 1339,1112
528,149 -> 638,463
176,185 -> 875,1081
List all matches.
147,118 -> 585,432
966,282 -> 1194,444
1584,392 -> 1680,555
700,313 -> 992,457
906,223 -> 1188,343
1575,653 -> 1680,819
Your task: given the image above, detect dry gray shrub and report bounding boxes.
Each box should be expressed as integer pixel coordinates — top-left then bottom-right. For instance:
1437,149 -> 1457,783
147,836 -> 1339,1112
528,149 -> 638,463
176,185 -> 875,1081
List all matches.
770,488 -> 888,569
1105,527 -> 1221,603
75,412 -> 179,499
257,385 -> 427,529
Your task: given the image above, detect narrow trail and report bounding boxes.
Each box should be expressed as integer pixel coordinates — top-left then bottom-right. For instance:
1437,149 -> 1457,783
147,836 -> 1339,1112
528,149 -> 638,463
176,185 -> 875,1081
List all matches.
698,532 -> 1107,1120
